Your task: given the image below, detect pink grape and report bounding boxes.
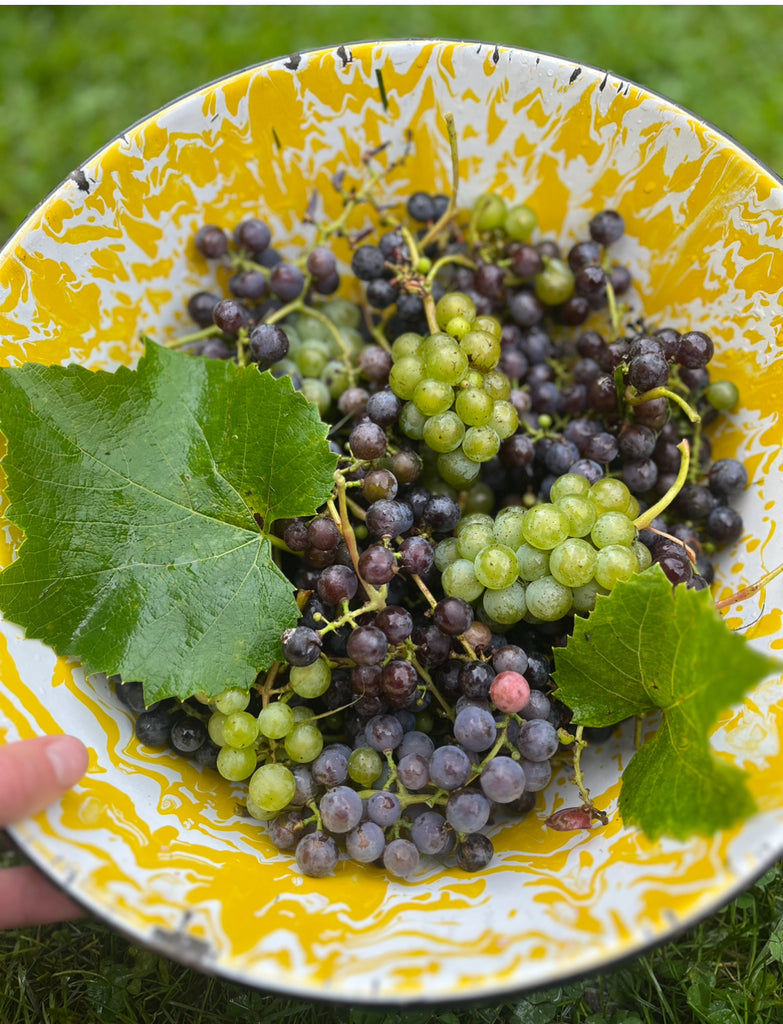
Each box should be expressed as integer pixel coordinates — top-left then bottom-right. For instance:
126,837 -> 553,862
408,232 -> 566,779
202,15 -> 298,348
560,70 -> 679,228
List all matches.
489,670 -> 531,713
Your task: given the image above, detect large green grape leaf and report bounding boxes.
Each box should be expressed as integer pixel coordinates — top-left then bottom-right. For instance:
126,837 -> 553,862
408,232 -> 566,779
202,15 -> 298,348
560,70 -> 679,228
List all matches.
553,564 -> 781,840
0,341 -> 337,704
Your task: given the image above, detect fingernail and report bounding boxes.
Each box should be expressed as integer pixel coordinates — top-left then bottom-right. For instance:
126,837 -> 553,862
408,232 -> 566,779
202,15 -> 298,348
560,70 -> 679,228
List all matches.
45,735 -> 88,788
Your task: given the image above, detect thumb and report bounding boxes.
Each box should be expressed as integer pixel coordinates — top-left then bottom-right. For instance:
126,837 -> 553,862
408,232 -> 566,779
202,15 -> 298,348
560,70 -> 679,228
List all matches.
0,736 -> 89,827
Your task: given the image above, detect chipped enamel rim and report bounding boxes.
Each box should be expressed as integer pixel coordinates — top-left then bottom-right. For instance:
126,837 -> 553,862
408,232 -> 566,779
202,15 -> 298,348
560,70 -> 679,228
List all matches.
0,39 -> 782,1005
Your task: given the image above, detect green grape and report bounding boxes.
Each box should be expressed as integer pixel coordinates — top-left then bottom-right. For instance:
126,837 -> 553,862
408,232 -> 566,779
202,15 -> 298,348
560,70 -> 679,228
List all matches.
706,379 -> 740,411
289,659 -> 331,699
338,326 -> 365,358
555,494 -> 597,538
521,503 -> 571,550
474,544 -> 519,590
292,706 -> 315,723
571,579 -> 608,614
590,477 -> 633,515
504,203 -> 537,242
633,539 -> 653,570
444,314 -> 473,340
493,506 -> 527,549
257,701 -> 295,740
462,481 -> 495,515
421,333 -> 469,385
457,520 -> 497,560
534,257 -> 575,305
320,358 -> 351,399
481,368 -> 511,401
284,721 -> 324,763
270,357 -> 299,379
516,542 -> 550,581
549,538 -> 598,588
455,511 -> 495,536
441,558 -> 486,602
321,296 -> 362,330
389,355 -> 425,400
489,400 -> 519,439
216,744 -> 257,781
454,386 -> 494,427
472,315 -> 503,341
459,329 -> 501,372
422,410 -> 465,453
222,710 -> 260,749
474,193 -> 507,232
437,449 -> 482,488
462,426 -> 501,463
207,711 -> 229,747
399,401 -> 428,440
595,544 -> 640,589
249,763 -> 296,813
294,310 -> 332,344
591,511 -> 637,549
412,378 -> 455,417
245,797 -> 278,822
348,747 -> 383,786
481,580 -> 527,624
436,291 -> 476,329
626,494 -> 641,520
549,472 -> 591,502
525,575 -> 573,621
391,331 -> 422,361
300,378 -> 331,415
214,688 -> 251,715
294,340 -> 330,379
434,536 -> 461,571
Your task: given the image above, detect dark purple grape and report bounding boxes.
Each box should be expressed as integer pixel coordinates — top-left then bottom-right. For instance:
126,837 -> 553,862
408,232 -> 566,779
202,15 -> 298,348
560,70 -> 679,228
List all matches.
317,565 -> 359,604
678,331 -> 714,369
458,661 -> 495,700
365,390 -> 401,429
307,517 -> 341,552
351,245 -> 386,281
628,352 -> 670,392
187,291 -> 220,328
270,263 -> 305,301
492,644 -> 529,675
374,605 -> 413,644
358,545 -> 397,586
399,536 -> 434,576
365,500 -> 414,539
282,626 -> 323,667
349,421 -> 387,461
617,424 -> 656,460
229,270 -> 268,302
510,244 -> 544,279
135,706 -> 172,747
412,623 -> 452,667
589,209 -> 625,245
306,246 -> 337,280
381,660 -> 419,707
456,833 -> 494,872
622,458 -> 659,492
212,298 -> 251,335
359,346 -> 393,384
422,494 -> 461,533
708,458 -> 748,498
234,218 -> 271,255
407,191 -> 436,223
705,505 -> 743,544
366,278 -> 399,309
568,240 -> 602,272
194,224 -> 229,259
433,597 -> 474,637
248,323 -> 289,367
508,289 -> 544,327
347,626 -> 388,667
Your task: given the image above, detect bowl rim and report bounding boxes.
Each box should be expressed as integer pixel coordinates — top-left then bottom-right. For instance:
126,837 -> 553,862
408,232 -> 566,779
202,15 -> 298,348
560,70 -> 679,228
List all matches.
3,36 -> 783,1006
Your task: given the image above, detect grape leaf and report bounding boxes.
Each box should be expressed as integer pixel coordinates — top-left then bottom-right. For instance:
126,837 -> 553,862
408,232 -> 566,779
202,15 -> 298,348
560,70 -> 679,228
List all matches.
552,564 -> 781,840
0,341 -> 337,704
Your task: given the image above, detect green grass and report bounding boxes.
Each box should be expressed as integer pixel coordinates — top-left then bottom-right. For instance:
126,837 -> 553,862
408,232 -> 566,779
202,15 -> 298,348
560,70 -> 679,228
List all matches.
0,6 -> 782,1022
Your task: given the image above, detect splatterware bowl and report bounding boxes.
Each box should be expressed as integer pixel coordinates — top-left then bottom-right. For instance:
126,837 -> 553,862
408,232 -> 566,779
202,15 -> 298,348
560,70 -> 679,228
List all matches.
1,39 -> 782,1005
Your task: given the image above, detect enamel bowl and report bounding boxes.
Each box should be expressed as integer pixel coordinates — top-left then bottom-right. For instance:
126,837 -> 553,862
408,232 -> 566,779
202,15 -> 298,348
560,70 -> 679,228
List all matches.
1,40 -> 782,1005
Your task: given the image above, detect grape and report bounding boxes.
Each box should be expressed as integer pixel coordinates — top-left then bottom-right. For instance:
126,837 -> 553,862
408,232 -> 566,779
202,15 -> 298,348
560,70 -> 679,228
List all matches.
312,746 -> 350,787
433,596 -> 474,636
490,671 -> 530,714
456,833 -> 494,872
516,719 -> 559,761
383,839 -> 420,879
479,756 -> 526,803
257,701 -> 295,740
446,790 -> 491,833
454,705 -> 497,752
216,745 -> 257,781
525,575 -> 572,621
319,786 -> 363,833
222,711 -> 259,749
282,626 -> 322,667
481,581 -> 527,624
284,722 -> 324,763
521,504 -> 571,550
346,822 -> 386,863
289,659 -> 331,699
364,714 -> 404,753
428,745 -> 472,790
249,763 -> 296,813
295,832 -> 339,877
348,747 -> 384,787
410,811 -> 454,855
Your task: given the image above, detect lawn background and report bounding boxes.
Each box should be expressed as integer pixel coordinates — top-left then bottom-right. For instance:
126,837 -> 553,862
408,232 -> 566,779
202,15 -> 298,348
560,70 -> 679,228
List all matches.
1,6 -> 782,1023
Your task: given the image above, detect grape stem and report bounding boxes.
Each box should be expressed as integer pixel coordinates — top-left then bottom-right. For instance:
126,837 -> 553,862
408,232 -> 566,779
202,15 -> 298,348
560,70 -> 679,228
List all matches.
626,385 -> 701,425
418,112 -> 460,252
633,440 -> 690,531
714,561 -> 783,611
162,324 -> 222,349
568,725 -> 608,825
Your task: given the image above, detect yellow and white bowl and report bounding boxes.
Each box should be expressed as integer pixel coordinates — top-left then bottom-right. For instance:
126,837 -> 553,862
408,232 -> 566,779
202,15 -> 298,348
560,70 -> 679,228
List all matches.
0,39 -> 782,1004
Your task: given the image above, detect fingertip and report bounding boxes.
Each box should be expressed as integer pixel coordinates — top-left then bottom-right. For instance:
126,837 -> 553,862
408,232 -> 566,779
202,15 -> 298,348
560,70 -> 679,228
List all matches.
43,735 -> 89,788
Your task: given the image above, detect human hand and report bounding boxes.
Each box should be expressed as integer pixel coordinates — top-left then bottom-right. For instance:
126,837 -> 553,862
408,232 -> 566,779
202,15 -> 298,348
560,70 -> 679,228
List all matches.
0,735 -> 89,929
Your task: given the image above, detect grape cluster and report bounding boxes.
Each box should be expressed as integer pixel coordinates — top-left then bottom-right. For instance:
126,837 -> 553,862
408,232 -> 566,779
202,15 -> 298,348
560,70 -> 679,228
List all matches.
117,164 -> 750,881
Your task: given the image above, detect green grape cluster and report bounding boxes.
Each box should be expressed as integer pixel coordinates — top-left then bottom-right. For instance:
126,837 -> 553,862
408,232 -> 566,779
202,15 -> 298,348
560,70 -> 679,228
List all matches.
436,472 -> 650,626
389,291 -> 518,486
